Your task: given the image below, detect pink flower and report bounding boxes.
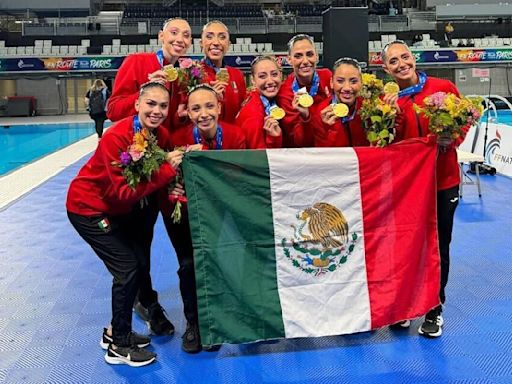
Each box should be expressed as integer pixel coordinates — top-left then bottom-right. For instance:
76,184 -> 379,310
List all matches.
180,58 -> 193,69
427,92 -> 447,108
128,146 -> 144,161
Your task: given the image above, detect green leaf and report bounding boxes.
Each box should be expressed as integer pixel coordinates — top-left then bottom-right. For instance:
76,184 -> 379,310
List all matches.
348,244 -> 354,252
368,131 -> 379,142
379,129 -> 389,139
352,232 -> 358,240
328,264 -> 337,271
370,115 -> 382,123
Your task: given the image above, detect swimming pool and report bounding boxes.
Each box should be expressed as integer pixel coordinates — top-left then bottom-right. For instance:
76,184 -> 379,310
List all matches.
0,122 -> 97,176
482,109 -> 512,126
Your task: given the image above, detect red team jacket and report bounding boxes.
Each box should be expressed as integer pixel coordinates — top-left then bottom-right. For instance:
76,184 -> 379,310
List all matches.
397,76 -> 466,190
201,61 -> 247,123
66,116 -> 176,216
276,68 -> 332,147
308,97 -> 369,147
235,90 -> 283,149
107,53 -> 189,141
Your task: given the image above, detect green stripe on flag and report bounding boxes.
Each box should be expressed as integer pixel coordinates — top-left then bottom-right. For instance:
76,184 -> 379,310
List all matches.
182,150 -> 285,345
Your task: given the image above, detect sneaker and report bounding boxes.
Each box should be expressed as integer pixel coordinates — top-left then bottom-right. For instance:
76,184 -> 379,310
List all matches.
390,320 -> 411,329
418,306 -> 444,338
104,344 -> 156,367
100,328 -> 151,350
147,303 -> 175,335
133,300 -> 150,322
182,322 -> 201,354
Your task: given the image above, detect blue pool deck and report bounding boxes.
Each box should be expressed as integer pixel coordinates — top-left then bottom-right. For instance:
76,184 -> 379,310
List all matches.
0,115 -> 511,383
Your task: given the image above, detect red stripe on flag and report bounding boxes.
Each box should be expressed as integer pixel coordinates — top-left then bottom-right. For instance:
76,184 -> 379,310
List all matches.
355,137 -> 441,329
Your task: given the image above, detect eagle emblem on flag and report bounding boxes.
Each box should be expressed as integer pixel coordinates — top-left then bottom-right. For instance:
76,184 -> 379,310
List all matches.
282,202 -> 358,276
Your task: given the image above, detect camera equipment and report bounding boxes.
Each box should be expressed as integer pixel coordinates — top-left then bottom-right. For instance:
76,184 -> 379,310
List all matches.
468,162 -> 496,175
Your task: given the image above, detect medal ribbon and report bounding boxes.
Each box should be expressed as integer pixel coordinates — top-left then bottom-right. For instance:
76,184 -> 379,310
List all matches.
292,71 -> 319,96
193,125 -> 223,150
398,71 -> 427,98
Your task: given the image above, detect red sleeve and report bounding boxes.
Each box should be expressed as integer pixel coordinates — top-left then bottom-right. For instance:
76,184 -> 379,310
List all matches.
99,132 -> 176,205
107,55 -> 143,122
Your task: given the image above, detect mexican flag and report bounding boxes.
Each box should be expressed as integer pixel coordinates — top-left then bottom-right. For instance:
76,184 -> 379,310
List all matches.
182,138 -> 440,346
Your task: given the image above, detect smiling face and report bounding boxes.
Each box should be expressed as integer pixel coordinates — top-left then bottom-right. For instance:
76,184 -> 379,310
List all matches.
158,18 -> 192,60
382,43 -> 418,88
288,38 -> 318,85
251,58 -> 282,99
201,22 -> 230,66
135,85 -> 169,130
331,63 -> 361,107
187,88 -> 221,137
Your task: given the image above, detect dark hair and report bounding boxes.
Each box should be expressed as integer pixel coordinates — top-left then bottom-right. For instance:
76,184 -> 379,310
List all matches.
187,84 -> 219,100
250,55 -> 281,75
162,17 -> 190,31
138,82 -> 169,98
381,40 -> 409,63
287,34 -> 315,54
333,57 -> 362,73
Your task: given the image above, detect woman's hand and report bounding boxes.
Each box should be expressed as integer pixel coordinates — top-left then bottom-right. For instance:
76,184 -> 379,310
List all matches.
170,182 -> 185,197
147,69 -> 169,85
263,116 -> 282,137
292,93 -> 310,120
185,143 -> 204,152
382,93 -> 401,114
166,150 -> 184,169
210,80 -> 228,101
320,104 -> 337,126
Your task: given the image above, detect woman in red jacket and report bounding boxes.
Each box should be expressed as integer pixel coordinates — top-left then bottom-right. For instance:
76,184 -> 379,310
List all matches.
382,40 -> 466,338
236,55 -> 284,149
309,57 -> 369,147
107,17 -> 193,326
67,83 -> 185,367
165,84 -> 245,354
107,17 -> 192,140
200,20 -> 247,123
276,34 -> 332,147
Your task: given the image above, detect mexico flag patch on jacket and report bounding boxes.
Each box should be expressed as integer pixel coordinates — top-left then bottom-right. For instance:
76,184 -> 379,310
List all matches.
182,138 -> 440,346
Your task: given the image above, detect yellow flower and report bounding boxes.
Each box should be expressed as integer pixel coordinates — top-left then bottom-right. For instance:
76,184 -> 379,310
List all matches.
132,131 -> 149,153
362,73 -> 376,85
378,102 -> 392,115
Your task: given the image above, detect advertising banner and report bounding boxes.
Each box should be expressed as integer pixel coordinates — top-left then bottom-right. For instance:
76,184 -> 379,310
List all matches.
0,54 -> 294,73
369,48 -> 512,66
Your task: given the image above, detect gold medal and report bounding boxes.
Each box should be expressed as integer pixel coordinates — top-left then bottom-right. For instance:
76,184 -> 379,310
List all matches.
298,93 -> 314,108
216,68 -> 230,82
269,106 -> 286,120
332,103 -> 349,118
163,65 -> 178,82
383,82 -> 400,95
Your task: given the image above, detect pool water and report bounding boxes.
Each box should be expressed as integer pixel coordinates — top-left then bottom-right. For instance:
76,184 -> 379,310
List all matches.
481,109 -> 512,126
0,122 -> 97,175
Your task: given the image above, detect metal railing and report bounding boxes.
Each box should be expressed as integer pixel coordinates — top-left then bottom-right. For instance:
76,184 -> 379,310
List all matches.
10,12 -> 441,36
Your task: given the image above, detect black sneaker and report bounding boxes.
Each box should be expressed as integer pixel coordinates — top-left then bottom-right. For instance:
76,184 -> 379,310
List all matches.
182,322 -> 201,354
100,328 -> 151,350
147,303 -> 175,335
390,320 -> 411,329
418,306 -> 444,338
133,300 -> 150,322
104,344 -> 156,367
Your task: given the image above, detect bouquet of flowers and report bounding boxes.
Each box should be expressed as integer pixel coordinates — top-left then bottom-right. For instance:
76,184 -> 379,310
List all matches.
112,128 -> 166,189
358,73 -> 398,147
177,58 -> 206,93
168,168 -> 187,223
413,92 -> 483,140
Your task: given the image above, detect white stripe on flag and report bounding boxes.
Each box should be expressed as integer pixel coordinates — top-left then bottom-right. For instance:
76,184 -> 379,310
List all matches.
267,148 -> 371,338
